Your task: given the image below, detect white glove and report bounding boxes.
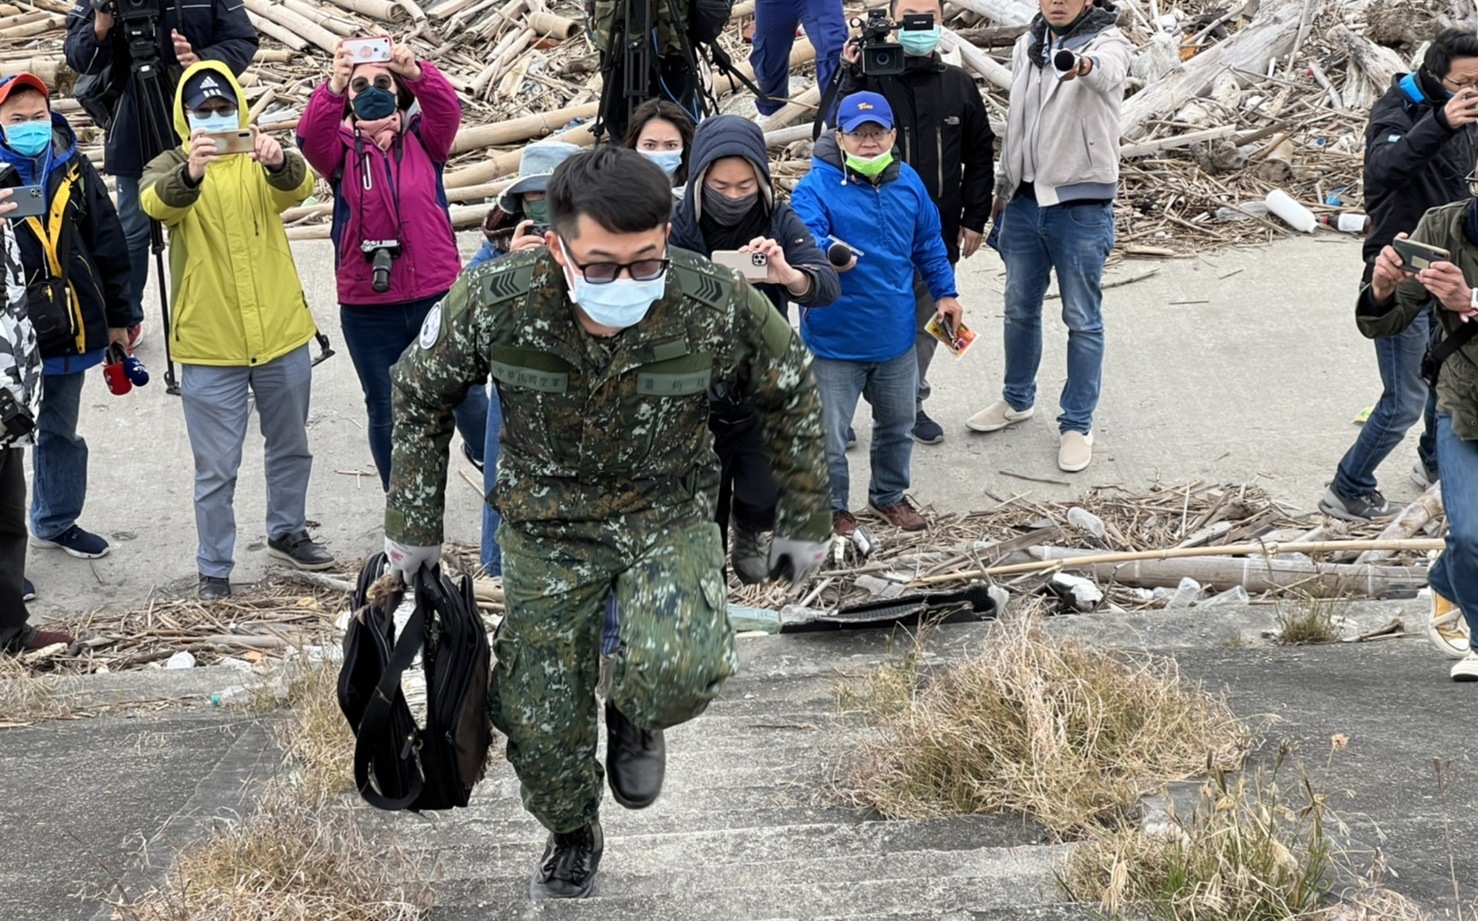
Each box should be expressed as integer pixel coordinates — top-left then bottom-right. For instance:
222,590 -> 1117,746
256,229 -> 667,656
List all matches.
767,537 -> 829,584
384,538 -> 441,584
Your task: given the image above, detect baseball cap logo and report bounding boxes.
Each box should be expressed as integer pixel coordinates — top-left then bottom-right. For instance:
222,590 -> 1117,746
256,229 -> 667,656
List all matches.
858,102 -> 873,110
200,76 -> 219,88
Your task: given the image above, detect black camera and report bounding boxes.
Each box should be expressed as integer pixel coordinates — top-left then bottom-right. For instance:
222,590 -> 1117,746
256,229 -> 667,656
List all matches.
0,387 -> 34,439
91,0 -> 160,23
853,9 -> 904,78
362,239 -> 401,294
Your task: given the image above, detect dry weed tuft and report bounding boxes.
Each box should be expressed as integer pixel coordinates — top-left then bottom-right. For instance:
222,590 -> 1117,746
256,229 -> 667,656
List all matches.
116,793 -> 430,921
1276,591 -> 1344,646
268,657 -> 356,806
843,615 -> 1253,837
0,654 -> 75,725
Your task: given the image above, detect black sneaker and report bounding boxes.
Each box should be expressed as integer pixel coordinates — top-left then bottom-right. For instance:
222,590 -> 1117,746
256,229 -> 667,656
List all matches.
606,701 -> 665,809
199,576 -> 232,601
1318,485 -> 1395,522
21,577 -> 35,602
267,530 -> 336,571
529,820 -> 603,900
912,410 -> 944,445
731,526 -> 770,585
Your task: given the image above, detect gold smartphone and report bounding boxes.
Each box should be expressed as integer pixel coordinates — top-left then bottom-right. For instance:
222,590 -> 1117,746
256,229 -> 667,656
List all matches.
204,129 -> 254,155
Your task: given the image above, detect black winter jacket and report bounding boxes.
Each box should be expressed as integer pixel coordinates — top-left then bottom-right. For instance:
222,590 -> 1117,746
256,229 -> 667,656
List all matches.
1363,71 -> 1478,261
670,115 -> 840,317
2,116 -> 131,370
836,53 -> 994,263
63,0 -> 257,177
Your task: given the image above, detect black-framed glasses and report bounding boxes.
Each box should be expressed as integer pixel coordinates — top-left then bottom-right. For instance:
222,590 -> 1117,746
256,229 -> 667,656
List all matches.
561,242 -> 670,284
350,74 -> 395,94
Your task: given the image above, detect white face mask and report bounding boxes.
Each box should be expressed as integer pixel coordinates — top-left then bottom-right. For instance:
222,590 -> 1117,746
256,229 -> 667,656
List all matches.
559,239 -> 667,329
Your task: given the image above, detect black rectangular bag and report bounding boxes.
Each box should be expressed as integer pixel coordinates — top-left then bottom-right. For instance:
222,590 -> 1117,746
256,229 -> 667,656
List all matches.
338,554 -> 492,810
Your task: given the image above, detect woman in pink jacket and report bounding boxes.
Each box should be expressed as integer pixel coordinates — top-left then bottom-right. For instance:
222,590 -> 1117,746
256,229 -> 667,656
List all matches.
297,39 -> 488,492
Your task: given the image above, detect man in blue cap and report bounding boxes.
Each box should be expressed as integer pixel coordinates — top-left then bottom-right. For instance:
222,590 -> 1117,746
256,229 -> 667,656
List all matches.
790,91 -> 962,536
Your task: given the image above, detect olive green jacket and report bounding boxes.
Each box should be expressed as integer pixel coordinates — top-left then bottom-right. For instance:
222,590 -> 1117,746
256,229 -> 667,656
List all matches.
1358,199 -> 1478,441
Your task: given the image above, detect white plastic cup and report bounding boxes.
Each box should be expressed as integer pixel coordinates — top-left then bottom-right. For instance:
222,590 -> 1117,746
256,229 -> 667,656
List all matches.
1264,189 -> 1317,233
1337,213 -> 1367,234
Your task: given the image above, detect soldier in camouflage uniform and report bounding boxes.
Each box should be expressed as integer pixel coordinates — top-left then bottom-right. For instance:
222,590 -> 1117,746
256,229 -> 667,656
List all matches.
383,147 -> 831,900
0,190 -> 74,655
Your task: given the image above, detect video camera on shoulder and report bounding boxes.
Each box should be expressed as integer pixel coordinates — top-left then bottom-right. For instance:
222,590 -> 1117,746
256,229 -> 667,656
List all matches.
90,0 -> 160,26
853,9 -> 904,77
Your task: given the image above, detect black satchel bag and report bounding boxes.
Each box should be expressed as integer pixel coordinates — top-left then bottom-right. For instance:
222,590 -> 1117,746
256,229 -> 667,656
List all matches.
338,554 -> 492,811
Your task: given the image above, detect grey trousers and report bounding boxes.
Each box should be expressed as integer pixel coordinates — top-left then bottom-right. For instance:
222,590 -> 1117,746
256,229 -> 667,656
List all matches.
180,346 -> 313,579
913,272 -> 937,410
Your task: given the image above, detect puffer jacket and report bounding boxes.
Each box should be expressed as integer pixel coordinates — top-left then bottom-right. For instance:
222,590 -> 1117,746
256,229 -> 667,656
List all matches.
1357,200 -> 1478,440
0,111 -> 132,374
297,62 -> 462,306
140,61 -> 317,367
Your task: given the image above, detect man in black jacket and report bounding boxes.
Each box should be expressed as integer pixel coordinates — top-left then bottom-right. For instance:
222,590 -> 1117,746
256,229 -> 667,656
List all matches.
833,0 -> 993,445
1319,29 -> 1478,523
64,0 -> 256,344
0,73 -> 132,578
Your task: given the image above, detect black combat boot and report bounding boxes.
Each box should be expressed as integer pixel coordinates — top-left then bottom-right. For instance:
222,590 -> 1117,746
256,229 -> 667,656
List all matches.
529,820 -> 603,900
605,700 -> 665,809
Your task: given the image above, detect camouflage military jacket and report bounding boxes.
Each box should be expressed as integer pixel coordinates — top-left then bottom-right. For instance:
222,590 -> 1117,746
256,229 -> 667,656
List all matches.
0,220 -> 42,449
588,0 -> 691,55
385,246 -> 831,547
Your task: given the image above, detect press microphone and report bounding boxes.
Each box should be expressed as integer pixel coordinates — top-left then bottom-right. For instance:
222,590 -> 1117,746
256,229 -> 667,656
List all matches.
827,242 -> 853,267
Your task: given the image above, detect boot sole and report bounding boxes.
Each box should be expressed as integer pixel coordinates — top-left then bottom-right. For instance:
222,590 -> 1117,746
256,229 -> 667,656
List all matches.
267,546 -> 337,571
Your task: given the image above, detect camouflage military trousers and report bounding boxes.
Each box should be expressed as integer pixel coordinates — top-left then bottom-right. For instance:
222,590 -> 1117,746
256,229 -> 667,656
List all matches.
488,517 -> 738,833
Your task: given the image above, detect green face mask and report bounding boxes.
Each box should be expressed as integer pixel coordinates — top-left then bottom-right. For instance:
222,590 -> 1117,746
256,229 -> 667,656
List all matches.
844,149 -> 894,178
524,199 -> 550,223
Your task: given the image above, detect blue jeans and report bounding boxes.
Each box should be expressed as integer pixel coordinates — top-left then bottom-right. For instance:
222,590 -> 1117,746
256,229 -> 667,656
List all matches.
29,371 -> 88,540
480,390 -> 503,575
115,176 -> 149,327
751,0 -> 847,116
813,350 -> 917,511
1332,307 -> 1438,498
999,195 -> 1114,434
339,297 -> 489,492
1429,413 -> 1478,651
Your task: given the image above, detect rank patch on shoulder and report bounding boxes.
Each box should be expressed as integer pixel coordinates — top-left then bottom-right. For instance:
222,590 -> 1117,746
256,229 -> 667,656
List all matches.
419,302 -> 443,349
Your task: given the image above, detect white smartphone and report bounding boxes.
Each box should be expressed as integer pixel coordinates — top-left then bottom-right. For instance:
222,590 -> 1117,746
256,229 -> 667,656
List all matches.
711,249 -> 769,281
343,36 -> 393,64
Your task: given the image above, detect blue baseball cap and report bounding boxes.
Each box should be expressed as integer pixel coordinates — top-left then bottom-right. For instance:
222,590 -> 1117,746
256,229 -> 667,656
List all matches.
837,92 -> 894,132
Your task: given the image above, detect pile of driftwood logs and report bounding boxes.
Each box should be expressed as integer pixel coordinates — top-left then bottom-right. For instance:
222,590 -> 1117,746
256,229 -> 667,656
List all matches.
3,0 -> 1473,249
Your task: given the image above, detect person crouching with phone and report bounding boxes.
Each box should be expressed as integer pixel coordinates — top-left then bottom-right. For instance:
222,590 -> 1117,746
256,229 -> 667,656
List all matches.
669,114 -> 840,580
142,63 -> 334,600
296,36 -> 490,495
791,91 -> 962,537
1359,180 -> 1478,682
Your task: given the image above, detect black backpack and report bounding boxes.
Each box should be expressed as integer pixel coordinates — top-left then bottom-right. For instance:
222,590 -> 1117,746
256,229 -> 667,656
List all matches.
337,553 -> 492,810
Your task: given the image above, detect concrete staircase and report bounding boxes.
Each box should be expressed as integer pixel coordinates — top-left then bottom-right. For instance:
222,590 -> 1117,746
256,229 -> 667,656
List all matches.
368,628 -> 1094,920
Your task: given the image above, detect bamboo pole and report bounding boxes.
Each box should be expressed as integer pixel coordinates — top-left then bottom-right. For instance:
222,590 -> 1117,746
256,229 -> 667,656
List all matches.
908,538 -> 1446,586
318,0 -> 411,22
243,0 -> 342,54
280,0 -> 362,37
1012,553 -> 1429,597
1354,485 -> 1444,566
940,26 -> 1012,90
759,85 -> 821,131
247,10 -> 312,51
526,10 -> 579,39
445,122 -> 598,187
449,102 -> 598,155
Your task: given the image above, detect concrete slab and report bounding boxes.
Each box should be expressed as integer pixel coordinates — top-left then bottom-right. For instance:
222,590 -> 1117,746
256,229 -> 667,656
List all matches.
22,233 -> 1400,624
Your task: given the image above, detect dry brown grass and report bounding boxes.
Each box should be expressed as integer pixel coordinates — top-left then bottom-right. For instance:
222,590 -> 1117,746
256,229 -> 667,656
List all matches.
0,654 -> 75,726
263,657 -> 356,806
841,615 -> 1253,838
115,791 -> 430,921
1276,591 -> 1344,646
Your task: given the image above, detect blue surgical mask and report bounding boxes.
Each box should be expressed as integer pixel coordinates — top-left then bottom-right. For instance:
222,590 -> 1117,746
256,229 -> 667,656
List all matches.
352,86 -> 399,121
187,110 -> 238,135
899,26 -> 941,57
641,149 -> 684,178
2,121 -> 51,157
560,240 -> 666,329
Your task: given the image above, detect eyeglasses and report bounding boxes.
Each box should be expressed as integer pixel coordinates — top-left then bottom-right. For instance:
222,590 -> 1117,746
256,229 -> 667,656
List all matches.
350,75 -> 395,94
1445,75 -> 1478,90
843,128 -> 892,142
561,242 -> 669,284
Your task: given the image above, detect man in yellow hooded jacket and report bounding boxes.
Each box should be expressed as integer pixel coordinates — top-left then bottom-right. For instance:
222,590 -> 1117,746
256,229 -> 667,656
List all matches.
142,62 -> 335,600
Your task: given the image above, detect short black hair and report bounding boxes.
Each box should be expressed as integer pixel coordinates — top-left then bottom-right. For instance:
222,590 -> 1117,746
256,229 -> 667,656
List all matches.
547,147 -> 673,238
1426,28 -> 1478,79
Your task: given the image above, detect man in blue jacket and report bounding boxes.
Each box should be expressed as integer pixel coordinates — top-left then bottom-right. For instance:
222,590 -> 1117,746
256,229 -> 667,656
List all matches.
64,0 -> 257,343
791,91 -> 962,535
671,114 -> 840,579
0,73 -> 131,583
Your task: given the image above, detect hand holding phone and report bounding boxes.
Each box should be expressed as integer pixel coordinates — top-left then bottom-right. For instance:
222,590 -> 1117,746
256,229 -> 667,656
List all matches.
204,129 -> 255,155
1,184 -> 45,219
1392,237 -> 1450,273
343,36 -> 393,64
711,248 -> 770,281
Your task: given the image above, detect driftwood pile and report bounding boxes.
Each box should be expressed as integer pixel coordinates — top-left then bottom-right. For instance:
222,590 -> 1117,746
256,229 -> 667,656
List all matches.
3,0 -> 1474,250
728,481 -> 1444,616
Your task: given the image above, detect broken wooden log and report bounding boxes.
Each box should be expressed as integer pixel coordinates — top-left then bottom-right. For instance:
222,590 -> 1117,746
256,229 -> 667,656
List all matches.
1327,23 -> 1406,94
1354,484 -> 1443,566
940,26 -> 1012,90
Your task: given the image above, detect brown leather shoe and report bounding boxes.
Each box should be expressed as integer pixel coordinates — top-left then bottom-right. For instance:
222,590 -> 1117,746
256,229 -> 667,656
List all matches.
869,497 -> 927,531
5,627 -> 75,655
832,510 -> 858,537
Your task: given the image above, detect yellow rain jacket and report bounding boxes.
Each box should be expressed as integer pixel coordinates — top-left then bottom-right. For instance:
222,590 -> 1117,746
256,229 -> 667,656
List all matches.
141,61 -> 317,367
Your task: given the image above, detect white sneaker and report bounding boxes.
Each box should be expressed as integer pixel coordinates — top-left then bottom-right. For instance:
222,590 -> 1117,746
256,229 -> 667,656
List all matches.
1424,587 -> 1471,659
965,400 -> 1034,433
1058,431 -> 1094,473
1451,652 -> 1478,682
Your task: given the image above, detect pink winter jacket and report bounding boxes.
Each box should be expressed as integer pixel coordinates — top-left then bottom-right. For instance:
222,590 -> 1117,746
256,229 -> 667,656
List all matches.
297,62 -> 463,306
